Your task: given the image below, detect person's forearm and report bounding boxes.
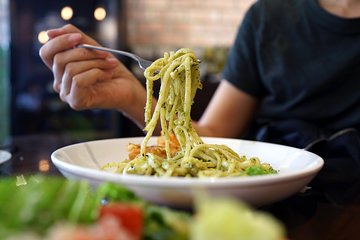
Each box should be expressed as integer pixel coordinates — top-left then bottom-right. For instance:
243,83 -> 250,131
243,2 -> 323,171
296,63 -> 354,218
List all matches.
191,121 -> 216,137
192,81 -> 258,138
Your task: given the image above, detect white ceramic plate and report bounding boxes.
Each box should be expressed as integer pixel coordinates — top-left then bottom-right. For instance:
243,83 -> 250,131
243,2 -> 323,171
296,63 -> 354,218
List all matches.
0,150 -> 12,164
51,137 -> 324,208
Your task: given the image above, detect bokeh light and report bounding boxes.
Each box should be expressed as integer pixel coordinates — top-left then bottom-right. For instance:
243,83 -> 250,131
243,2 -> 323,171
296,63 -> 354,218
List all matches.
61,6 -> 73,20
38,30 -> 49,44
94,7 -> 106,21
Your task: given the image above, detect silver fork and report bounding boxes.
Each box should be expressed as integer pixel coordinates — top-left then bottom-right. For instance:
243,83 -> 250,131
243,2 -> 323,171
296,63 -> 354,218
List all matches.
77,44 -> 153,70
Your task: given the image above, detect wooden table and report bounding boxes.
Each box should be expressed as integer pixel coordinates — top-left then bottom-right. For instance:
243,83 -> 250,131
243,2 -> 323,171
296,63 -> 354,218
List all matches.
1,134 -> 359,240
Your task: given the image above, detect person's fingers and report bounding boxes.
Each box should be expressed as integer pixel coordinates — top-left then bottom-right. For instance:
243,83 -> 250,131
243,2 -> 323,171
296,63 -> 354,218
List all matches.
46,24 -> 81,39
60,68 -> 114,110
47,24 -> 97,45
61,57 -> 118,95
39,33 -> 83,69
39,24 -> 101,69
52,47 -> 113,92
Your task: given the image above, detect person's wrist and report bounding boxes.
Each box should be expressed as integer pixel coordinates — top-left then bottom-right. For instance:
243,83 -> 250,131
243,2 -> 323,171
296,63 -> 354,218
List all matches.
119,82 -> 147,129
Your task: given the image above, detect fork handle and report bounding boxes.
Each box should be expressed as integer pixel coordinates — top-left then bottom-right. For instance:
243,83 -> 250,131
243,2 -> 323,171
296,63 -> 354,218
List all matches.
77,44 -> 136,60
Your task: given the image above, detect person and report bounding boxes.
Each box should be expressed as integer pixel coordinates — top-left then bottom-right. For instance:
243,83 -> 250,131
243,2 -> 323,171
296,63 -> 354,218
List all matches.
40,0 -> 359,202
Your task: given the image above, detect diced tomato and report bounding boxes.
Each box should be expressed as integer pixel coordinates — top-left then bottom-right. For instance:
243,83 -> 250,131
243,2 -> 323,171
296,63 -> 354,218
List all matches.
99,203 -> 143,239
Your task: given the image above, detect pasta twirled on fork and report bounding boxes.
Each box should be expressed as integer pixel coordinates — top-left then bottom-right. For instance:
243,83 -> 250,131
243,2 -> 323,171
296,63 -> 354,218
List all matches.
103,48 -> 277,177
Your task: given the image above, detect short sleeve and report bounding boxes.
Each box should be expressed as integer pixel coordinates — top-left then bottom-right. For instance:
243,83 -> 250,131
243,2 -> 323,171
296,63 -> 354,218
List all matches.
222,4 -> 265,99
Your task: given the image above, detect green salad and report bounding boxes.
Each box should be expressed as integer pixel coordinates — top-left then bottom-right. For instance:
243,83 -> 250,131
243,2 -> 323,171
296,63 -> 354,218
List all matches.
0,175 -> 285,240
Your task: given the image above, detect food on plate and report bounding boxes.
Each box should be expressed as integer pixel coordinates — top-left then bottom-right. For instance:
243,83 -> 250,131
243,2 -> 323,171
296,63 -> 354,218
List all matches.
104,48 -> 277,177
127,133 -> 180,160
0,175 -> 285,240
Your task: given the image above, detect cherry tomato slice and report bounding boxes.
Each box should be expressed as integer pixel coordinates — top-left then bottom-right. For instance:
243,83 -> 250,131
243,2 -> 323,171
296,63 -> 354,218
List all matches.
99,203 -> 143,238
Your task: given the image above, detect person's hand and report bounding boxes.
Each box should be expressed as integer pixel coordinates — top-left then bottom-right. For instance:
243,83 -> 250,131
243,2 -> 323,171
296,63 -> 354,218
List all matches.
39,24 -> 147,122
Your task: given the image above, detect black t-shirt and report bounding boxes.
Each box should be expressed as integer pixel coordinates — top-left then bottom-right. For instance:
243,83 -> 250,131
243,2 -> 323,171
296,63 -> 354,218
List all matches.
223,0 -> 360,133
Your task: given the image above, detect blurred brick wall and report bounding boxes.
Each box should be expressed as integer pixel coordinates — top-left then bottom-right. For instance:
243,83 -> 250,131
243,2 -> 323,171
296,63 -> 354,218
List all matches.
125,0 -> 255,56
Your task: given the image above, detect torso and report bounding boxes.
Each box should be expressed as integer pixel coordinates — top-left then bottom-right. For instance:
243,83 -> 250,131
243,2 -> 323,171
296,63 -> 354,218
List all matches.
222,0 -> 360,132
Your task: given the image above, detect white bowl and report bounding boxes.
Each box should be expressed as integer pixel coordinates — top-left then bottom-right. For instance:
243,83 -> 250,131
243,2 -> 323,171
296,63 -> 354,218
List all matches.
51,137 -> 324,208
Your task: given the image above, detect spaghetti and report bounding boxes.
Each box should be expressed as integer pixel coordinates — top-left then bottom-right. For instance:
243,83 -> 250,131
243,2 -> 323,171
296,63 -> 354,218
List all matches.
107,48 -> 277,177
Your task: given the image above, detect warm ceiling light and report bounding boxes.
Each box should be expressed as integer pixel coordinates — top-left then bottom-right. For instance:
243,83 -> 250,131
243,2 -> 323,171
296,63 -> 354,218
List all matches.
94,7 -> 106,21
38,31 -> 49,44
61,6 -> 73,20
